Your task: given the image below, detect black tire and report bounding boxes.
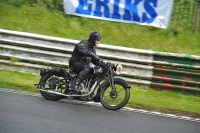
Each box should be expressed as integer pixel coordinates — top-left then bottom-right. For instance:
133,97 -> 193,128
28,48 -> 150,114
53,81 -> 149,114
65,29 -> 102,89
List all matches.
39,72 -> 68,101
100,80 -> 130,110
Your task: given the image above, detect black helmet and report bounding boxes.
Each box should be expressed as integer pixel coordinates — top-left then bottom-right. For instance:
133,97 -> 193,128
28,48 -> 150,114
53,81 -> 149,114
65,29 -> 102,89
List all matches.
89,32 -> 101,41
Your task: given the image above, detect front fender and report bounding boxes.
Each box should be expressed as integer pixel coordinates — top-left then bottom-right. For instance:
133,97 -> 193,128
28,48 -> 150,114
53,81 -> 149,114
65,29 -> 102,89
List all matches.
100,78 -> 131,89
114,78 -> 131,89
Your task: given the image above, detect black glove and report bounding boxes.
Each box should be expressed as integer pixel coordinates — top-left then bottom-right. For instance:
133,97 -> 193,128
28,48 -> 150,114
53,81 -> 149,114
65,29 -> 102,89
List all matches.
112,64 -> 117,71
98,59 -> 105,66
94,54 -> 101,61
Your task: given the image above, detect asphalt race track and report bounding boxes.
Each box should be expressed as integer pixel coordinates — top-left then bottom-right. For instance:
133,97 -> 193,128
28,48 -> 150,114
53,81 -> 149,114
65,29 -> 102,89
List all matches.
0,88 -> 199,133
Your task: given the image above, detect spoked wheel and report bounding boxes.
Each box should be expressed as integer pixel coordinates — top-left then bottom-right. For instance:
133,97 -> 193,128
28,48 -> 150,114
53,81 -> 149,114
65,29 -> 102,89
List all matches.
39,72 -> 68,101
100,81 -> 130,110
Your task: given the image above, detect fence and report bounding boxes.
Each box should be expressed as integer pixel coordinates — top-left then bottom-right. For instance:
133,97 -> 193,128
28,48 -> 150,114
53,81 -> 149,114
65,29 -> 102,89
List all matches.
171,0 -> 200,33
195,0 -> 200,33
0,29 -> 200,95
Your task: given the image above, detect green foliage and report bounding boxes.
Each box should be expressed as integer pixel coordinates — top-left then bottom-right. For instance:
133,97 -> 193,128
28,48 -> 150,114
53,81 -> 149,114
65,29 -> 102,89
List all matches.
1,0 -> 28,7
37,0 -> 64,12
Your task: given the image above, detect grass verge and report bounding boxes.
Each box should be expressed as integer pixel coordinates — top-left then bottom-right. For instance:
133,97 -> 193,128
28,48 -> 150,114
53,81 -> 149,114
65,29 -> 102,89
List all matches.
0,69 -> 200,118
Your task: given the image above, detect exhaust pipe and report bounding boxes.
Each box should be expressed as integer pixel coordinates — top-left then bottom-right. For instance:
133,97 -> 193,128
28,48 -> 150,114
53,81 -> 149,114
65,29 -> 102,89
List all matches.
39,81 -> 98,97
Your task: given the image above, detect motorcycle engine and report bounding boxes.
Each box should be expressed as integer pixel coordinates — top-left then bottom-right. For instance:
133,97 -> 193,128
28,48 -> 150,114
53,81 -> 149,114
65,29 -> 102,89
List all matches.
93,66 -> 103,76
79,83 -> 90,94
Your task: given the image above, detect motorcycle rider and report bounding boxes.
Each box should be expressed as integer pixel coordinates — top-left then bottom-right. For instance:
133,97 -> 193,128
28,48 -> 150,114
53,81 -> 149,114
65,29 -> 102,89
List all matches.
69,32 -> 102,92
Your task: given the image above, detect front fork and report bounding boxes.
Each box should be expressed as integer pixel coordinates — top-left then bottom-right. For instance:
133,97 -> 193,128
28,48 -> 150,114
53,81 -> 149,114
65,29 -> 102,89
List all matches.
108,71 -> 118,98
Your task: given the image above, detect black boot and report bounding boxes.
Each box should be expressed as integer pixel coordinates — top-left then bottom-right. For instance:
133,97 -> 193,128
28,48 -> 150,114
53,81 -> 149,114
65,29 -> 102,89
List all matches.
73,78 -> 82,92
74,83 -> 80,92
73,66 -> 90,92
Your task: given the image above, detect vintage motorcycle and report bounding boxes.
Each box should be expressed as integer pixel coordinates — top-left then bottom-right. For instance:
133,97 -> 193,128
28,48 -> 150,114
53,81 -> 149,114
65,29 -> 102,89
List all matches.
34,61 -> 131,110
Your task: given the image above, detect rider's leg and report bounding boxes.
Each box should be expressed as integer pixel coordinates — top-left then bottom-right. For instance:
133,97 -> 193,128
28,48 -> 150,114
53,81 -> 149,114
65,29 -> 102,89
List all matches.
74,65 -> 91,92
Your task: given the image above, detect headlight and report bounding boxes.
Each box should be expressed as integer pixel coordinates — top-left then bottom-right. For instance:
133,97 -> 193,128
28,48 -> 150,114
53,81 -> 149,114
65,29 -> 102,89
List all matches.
115,64 -> 122,75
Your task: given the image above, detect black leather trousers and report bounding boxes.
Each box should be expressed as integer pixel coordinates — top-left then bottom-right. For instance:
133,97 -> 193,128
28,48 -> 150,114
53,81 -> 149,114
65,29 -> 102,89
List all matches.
69,60 -> 92,84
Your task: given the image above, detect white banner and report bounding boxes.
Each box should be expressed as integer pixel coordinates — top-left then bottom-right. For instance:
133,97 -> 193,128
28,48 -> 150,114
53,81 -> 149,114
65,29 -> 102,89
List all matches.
64,0 -> 174,29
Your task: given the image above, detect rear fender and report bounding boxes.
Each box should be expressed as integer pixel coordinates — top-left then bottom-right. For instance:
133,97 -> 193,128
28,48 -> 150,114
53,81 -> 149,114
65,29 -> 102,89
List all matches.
40,67 -> 69,76
39,67 -> 70,82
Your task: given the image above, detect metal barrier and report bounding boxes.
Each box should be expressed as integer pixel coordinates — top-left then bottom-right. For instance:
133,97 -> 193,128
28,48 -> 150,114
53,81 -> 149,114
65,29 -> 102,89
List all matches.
151,52 -> 200,95
0,29 -> 200,95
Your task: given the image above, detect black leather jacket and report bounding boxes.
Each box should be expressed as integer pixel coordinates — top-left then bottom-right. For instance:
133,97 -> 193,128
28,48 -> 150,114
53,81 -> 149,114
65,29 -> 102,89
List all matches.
69,40 -> 99,65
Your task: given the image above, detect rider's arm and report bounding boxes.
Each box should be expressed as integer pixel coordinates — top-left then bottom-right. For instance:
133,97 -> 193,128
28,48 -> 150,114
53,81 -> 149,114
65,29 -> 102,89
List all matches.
78,41 -> 100,60
91,48 -> 103,66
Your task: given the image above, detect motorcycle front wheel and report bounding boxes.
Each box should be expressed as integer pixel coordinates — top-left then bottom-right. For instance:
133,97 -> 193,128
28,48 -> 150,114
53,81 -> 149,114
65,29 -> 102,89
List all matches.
100,80 -> 130,110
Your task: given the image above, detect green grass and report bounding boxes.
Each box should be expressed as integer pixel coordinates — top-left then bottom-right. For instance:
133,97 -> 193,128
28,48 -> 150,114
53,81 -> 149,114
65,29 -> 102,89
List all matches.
127,89 -> 200,117
0,1 -> 200,55
0,69 -> 40,93
0,69 -> 200,118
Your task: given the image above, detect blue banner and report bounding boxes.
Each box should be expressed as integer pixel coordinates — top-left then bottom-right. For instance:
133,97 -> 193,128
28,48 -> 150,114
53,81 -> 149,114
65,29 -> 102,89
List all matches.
64,0 -> 174,29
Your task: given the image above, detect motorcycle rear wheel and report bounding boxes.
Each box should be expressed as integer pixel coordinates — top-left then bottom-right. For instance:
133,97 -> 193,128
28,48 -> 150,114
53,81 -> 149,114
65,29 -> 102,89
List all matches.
100,80 -> 130,110
39,72 -> 68,101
